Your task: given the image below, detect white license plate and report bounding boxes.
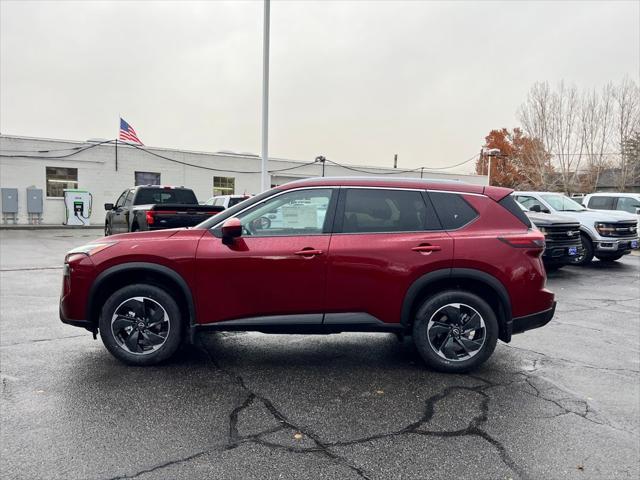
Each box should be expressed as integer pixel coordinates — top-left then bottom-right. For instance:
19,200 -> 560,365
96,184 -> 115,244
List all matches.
568,246 -> 578,256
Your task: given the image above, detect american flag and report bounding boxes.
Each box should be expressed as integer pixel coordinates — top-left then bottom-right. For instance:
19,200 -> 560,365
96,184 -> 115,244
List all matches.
119,118 -> 143,145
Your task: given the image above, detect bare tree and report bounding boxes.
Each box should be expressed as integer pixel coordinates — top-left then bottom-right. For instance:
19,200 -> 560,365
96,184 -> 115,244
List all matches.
519,81 -> 585,193
518,82 -> 558,189
580,83 -> 614,191
613,77 -> 640,190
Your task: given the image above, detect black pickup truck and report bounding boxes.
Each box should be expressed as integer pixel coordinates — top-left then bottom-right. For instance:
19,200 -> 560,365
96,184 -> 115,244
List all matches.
525,210 -> 583,270
104,186 -> 223,236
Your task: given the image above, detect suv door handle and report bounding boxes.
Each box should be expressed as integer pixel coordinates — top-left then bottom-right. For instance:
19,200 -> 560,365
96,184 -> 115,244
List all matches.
412,244 -> 442,253
294,248 -> 324,257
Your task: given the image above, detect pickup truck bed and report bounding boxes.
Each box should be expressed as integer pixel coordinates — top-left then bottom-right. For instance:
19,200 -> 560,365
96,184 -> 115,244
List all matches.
105,186 -> 223,235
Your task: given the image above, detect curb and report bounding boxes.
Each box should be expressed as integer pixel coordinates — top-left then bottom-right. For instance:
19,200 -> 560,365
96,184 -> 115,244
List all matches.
0,225 -> 102,230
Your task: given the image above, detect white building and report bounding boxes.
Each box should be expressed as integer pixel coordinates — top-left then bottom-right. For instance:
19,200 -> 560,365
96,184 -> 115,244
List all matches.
0,134 -> 487,226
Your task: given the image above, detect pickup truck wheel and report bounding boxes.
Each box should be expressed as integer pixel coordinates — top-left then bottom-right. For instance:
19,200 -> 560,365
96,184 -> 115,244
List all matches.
571,234 -> 594,266
412,291 -> 498,373
99,284 -> 182,365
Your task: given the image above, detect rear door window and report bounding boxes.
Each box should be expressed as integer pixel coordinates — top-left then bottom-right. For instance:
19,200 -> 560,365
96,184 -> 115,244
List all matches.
587,196 -> 615,210
428,192 -> 478,230
338,188 -> 440,233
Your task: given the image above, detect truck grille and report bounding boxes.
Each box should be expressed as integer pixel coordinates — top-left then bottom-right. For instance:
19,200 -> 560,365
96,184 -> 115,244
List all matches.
596,221 -> 638,238
544,224 -> 582,247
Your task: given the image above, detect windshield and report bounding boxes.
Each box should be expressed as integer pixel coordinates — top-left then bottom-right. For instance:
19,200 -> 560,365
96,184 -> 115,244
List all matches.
540,194 -> 586,212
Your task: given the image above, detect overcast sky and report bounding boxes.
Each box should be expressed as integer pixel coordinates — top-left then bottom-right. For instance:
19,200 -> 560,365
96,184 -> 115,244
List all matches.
1,0 -> 638,173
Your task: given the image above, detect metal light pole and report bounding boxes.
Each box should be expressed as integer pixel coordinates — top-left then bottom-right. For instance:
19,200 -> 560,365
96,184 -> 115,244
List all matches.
260,0 -> 270,191
483,148 -> 501,186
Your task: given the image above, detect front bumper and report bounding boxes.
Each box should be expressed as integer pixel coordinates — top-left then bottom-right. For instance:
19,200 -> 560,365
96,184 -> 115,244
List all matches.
594,237 -> 639,253
511,302 -> 556,335
59,306 -> 94,332
542,244 -> 582,264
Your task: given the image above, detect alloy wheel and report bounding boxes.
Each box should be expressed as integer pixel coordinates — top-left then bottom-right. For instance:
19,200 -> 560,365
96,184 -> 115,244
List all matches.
427,303 -> 486,361
111,296 -> 170,355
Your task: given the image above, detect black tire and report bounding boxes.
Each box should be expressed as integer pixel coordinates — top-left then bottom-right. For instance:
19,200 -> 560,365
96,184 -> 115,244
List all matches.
595,253 -> 624,262
131,223 -> 139,232
104,221 -> 111,237
412,290 -> 498,373
99,284 -> 183,366
572,234 -> 594,266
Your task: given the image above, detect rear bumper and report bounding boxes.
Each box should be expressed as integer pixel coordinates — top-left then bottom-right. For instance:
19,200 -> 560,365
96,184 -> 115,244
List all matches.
511,302 -> 556,335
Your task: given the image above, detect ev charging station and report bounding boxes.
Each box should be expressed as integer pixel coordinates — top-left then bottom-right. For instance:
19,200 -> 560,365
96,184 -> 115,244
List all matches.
63,189 -> 93,226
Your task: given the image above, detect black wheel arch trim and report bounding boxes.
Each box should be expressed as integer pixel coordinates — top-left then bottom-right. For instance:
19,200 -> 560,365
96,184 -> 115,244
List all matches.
400,268 -> 513,342
87,262 -> 196,339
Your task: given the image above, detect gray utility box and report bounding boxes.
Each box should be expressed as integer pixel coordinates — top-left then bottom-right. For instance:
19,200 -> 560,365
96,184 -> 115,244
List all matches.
1,188 -> 18,213
26,188 -> 43,213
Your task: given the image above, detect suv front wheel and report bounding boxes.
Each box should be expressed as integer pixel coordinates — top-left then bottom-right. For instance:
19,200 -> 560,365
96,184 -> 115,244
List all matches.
412,291 -> 498,373
99,284 -> 183,365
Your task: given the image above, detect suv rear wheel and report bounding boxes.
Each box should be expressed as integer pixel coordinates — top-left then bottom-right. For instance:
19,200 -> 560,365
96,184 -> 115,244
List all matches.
99,284 -> 182,365
412,291 -> 498,373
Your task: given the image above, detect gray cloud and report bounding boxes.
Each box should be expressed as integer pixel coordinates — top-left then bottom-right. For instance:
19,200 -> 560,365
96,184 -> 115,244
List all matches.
1,0 -> 638,172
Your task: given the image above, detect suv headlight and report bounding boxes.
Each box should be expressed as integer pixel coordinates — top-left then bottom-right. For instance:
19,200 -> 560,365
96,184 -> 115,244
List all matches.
537,227 -> 547,235
65,242 -> 117,262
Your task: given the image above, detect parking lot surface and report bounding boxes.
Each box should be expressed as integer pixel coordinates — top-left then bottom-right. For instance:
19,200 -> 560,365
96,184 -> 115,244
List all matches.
1,229 -> 639,480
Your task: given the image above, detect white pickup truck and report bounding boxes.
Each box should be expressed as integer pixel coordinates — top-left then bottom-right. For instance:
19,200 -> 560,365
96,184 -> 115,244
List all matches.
513,191 -> 639,265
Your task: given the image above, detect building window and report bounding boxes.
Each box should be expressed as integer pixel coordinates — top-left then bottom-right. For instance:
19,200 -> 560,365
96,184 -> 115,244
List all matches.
135,171 -> 161,186
213,176 -> 235,196
46,167 -> 78,197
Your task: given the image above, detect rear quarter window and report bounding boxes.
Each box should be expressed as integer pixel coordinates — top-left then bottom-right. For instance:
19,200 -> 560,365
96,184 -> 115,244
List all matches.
587,196 -> 615,210
428,192 -> 478,230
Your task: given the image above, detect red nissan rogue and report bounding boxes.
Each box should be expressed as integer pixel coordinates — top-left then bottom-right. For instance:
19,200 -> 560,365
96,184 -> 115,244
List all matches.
60,177 -> 555,372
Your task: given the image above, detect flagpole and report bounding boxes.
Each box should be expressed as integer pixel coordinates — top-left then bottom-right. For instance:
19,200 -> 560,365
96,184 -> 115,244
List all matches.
260,0 -> 270,192
115,138 -> 118,171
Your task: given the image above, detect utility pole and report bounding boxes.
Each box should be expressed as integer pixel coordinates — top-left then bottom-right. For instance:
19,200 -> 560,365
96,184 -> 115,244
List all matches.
315,156 -> 326,177
260,0 -> 270,191
393,154 -> 398,169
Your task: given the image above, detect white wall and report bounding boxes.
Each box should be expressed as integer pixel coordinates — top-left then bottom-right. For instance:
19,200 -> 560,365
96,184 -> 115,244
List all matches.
0,135 -> 487,225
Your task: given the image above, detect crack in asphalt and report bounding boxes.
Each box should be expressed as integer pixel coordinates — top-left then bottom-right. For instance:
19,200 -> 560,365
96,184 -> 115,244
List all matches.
505,344 -> 640,375
107,342 -> 535,480
103,335 -> 637,480
0,333 -> 88,348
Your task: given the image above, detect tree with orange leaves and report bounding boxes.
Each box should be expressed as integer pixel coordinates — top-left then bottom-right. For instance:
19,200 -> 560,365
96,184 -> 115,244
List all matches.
476,128 -> 553,189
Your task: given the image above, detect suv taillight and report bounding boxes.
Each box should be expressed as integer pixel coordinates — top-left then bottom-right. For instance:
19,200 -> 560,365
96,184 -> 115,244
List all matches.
499,232 -> 545,255
146,211 -> 155,225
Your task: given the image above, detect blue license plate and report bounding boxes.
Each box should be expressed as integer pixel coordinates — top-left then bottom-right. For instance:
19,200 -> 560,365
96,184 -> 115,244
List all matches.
632,240 -> 639,249
568,246 -> 578,256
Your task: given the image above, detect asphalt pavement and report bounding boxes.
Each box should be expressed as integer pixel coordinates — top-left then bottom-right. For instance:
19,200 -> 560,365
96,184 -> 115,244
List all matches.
1,229 -> 639,480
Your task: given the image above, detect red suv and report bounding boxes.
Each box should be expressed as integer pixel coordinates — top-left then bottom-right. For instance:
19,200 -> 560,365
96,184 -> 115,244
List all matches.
60,177 -> 555,372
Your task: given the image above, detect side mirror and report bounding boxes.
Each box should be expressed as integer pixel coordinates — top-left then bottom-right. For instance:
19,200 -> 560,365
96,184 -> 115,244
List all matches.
529,205 -> 542,213
635,207 -> 640,215
104,203 -> 114,211
221,217 -> 242,244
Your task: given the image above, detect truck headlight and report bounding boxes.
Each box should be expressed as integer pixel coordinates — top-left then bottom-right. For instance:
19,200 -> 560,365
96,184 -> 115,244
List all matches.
594,223 -> 615,236
537,227 -> 547,235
